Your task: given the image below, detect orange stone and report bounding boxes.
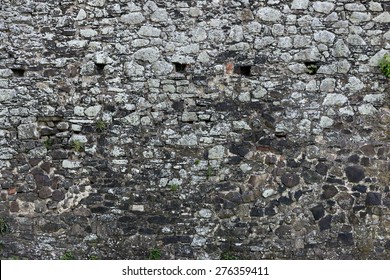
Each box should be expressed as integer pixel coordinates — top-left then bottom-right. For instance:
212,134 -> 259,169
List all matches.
8,188 -> 17,195
226,62 -> 234,74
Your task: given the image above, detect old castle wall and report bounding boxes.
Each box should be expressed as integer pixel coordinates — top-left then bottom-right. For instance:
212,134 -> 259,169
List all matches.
0,0 -> 389,259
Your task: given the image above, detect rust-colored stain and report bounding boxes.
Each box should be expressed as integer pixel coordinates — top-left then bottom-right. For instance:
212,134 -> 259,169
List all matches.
226,62 -> 234,75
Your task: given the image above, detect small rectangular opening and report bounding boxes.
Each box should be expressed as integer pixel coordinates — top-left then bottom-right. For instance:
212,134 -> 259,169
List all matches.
304,62 -> 319,75
173,62 -> 187,73
11,68 -> 25,77
95,63 -> 106,74
234,65 -> 251,76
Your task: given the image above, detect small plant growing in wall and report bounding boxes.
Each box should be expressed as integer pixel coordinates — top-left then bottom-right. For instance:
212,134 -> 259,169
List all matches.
206,166 -> 213,179
169,183 -> 179,192
194,159 -> 200,165
220,251 -> 238,260
43,138 -> 53,149
0,217 -> 10,236
71,140 -> 84,152
148,248 -> 162,260
379,54 -> 390,78
60,251 -> 75,260
95,119 -> 107,132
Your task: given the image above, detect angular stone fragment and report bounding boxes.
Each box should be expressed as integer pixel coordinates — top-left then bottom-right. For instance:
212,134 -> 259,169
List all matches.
177,134 -> 198,146
291,0 -> 309,10
366,192 -> 381,206
333,39 -> 350,57
87,0 -> 105,7
120,13 -> 145,25
62,160 -> 81,169
350,12 -> 371,24
321,185 -> 338,199
312,1 -> 335,14
256,7 -> 282,22
373,12 -> 390,23
314,30 -> 335,44
18,123 -> 39,140
323,94 -> 348,106
151,8 -> 168,22
137,26 -> 161,37
319,215 -> 332,231
338,232 -> 354,246
281,173 -> 300,188
84,105 -> 102,117
0,89 -> 16,102
208,145 -> 225,159
38,187 -> 52,199
310,205 -> 325,220
336,192 -> 354,210
134,47 -> 160,63
345,166 -> 365,183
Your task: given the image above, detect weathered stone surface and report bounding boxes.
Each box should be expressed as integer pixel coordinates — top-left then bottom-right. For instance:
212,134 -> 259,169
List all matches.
281,173 -> 300,188
257,8 -> 282,22
366,192 -> 381,206
0,0 -> 388,261
18,123 -> 39,139
345,166 -> 365,183
310,204 -> 325,220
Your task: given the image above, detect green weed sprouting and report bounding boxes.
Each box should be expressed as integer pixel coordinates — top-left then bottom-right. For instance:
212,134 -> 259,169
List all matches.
379,54 -> 390,78
148,248 -> 161,260
95,119 -> 107,132
70,140 -> 84,152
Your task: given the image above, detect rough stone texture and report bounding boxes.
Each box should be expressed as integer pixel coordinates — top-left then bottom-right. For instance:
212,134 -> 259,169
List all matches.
0,0 -> 389,261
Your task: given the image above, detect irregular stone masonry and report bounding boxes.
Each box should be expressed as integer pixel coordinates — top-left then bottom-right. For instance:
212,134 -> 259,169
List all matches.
0,0 -> 389,259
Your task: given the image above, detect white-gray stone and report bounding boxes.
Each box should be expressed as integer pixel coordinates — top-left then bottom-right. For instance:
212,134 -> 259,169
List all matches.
208,145 -> 225,159
0,148 -> 16,159
120,13 -> 145,25
137,26 -> 161,37
347,34 -> 366,46
62,160 -> 81,169
368,49 -> 388,66
333,39 -> 350,58
319,116 -> 334,128
358,104 -> 378,115
228,25 -> 244,42
262,189 -> 276,198
312,2 -> 335,14
151,8 -> 168,22
294,47 -> 322,62
257,7 -> 282,22
363,94 -> 385,105
134,47 -> 160,63
75,9 -> 87,21
320,78 -> 336,92
350,12 -> 371,24
69,134 -> 88,144
191,236 -> 207,247
177,134 -> 198,146
293,35 -> 311,48
84,105 -> 102,117
323,94 -> 348,106
191,27 -> 207,42
93,52 -> 113,65
345,3 -> 366,11
182,112 -> 198,122
152,60 -> 173,75
0,89 -> 16,102
291,0 -> 309,10
18,123 -> 39,140
80,29 -> 97,38
373,12 -> 390,23
124,113 -> 141,126
87,0 -> 105,7
124,61 -> 144,76
254,37 -> 276,49
346,77 -> 364,92
314,30 -> 335,44
198,209 -> 213,218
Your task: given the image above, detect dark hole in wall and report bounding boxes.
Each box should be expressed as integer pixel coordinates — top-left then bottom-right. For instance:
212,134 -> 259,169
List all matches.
304,62 -> 319,75
95,63 -> 106,74
173,62 -> 187,73
234,65 -> 251,76
11,68 -> 25,77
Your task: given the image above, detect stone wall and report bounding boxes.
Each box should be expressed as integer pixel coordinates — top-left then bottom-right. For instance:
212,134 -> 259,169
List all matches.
0,0 -> 389,259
